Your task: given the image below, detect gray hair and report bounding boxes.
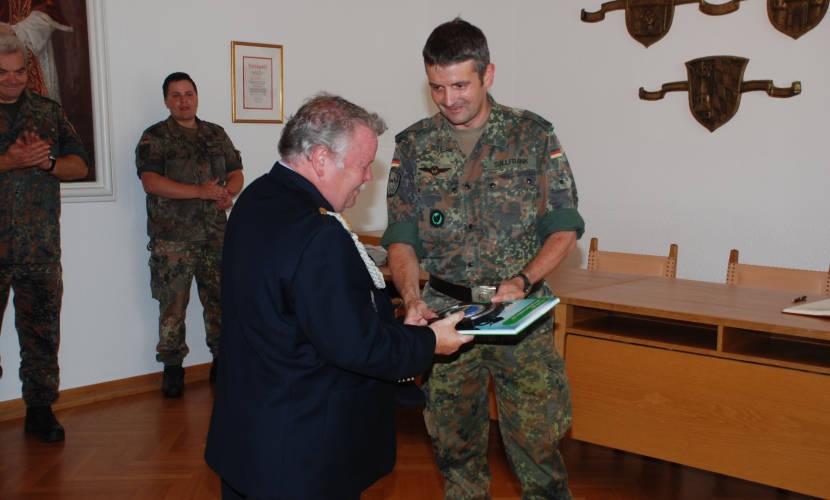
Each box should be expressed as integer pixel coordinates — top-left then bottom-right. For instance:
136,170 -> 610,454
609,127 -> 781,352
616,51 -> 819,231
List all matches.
278,92 -> 386,163
0,35 -> 28,65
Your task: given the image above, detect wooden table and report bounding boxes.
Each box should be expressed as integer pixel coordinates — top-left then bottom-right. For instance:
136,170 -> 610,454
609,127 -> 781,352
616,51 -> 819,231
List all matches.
545,268 -> 830,499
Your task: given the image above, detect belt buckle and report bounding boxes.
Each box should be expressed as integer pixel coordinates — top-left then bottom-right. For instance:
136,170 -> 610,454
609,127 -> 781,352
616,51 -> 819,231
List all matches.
471,285 -> 497,303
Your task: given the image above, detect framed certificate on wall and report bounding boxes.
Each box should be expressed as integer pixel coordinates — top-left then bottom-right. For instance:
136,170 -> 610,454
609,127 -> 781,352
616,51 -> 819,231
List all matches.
231,41 -> 283,123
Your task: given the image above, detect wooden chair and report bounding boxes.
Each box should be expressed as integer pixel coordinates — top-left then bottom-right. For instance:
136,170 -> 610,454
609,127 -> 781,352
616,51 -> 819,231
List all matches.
726,249 -> 830,295
587,237 -> 679,278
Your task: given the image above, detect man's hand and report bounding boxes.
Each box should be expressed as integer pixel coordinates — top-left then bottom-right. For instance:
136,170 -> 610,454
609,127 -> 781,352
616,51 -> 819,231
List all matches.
491,276 -> 528,303
199,178 -> 230,201
215,197 -> 234,211
429,310 -> 474,355
215,191 -> 234,210
402,299 -> 437,326
0,131 -> 51,173
215,170 -> 243,210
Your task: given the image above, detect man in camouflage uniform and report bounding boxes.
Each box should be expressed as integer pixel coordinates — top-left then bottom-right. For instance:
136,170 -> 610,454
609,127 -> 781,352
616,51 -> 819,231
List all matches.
383,18 -> 585,499
135,72 -> 243,398
0,35 -> 88,442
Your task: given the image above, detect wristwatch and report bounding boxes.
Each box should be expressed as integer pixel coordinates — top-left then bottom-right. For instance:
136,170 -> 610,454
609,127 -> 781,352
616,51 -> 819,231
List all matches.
511,272 -> 532,294
45,155 -> 57,173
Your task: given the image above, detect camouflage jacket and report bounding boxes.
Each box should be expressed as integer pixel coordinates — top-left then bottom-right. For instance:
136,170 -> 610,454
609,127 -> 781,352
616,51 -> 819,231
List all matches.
383,94 -> 584,288
0,91 -> 89,265
135,116 -> 243,242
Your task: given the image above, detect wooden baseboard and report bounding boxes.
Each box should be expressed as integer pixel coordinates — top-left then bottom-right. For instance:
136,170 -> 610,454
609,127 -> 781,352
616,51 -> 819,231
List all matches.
0,362 -> 210,422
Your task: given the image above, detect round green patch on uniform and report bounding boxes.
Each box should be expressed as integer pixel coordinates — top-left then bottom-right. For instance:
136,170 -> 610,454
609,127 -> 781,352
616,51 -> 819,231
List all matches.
430,209 -> 445,227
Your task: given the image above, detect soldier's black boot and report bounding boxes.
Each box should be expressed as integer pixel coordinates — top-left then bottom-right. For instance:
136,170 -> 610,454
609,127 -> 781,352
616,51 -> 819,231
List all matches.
25,405 -> 65,442
162,364 -> 185,398
209,358 -> 218,383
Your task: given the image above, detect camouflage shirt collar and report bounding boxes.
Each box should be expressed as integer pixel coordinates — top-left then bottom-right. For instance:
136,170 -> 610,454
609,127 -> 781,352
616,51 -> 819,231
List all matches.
7,90 -> 29,119
164,115 -> 203,137
432,94 -> 510,153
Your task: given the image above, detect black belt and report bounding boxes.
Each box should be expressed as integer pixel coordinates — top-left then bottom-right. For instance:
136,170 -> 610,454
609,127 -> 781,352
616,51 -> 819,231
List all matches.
429,275 -> 476,302
428,275 -> 541,302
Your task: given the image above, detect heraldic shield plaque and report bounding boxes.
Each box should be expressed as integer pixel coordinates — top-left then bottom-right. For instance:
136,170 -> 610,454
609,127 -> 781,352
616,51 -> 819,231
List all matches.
686,56 -> 748,132
640,56 -> 801,132
768,0 -> 829,39
581,0 -> 743,47
625,0 -> 676,47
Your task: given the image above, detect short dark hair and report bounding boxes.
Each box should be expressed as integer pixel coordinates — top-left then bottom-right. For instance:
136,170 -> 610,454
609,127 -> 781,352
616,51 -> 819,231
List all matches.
162,72 -> 197,98
423,17 -> 490,80
278,92 -> 386,163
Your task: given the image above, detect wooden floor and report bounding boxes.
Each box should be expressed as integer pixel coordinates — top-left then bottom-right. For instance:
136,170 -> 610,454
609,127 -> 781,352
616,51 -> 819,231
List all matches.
0,380 -> 820,500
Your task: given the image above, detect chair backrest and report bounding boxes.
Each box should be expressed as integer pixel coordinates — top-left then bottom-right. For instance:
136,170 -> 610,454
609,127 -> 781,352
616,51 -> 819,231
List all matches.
725,249 -> 830,295
587,237 -> 679,278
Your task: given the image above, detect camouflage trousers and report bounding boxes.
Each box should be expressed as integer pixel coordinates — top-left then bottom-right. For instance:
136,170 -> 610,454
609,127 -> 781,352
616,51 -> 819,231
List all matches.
148,238 -> 222,365
0,263 -> 63,407
422,310 -> 573,500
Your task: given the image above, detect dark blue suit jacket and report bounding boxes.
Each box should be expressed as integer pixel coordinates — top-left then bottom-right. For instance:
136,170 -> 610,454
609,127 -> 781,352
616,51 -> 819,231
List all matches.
205,163 -> 436,499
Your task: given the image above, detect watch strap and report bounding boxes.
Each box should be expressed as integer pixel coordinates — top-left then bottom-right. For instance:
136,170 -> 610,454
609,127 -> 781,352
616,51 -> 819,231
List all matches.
512,272 -> 532,294
45,155 -> 57,173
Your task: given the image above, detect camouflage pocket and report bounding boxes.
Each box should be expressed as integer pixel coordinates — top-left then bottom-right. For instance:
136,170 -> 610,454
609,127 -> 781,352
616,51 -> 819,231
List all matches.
483,168 -> 539,240
148,250 -> 167,300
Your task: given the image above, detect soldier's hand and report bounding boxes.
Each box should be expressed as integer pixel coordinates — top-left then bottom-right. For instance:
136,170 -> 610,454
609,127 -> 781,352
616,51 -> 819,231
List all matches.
199,178 -> 229,201
402,299 -> 436,326
23,131 -> 54,171
491,277 -> 527,303
429,310 -> 474,355
215,195 -> 234,211
1,134 -> 50,171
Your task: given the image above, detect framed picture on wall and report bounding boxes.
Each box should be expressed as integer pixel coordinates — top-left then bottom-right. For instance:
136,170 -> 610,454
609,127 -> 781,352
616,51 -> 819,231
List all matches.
231,41 -> 284,123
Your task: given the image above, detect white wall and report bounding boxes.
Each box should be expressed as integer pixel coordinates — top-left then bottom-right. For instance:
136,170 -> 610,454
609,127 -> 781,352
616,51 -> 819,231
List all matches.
2,0 -> 828,403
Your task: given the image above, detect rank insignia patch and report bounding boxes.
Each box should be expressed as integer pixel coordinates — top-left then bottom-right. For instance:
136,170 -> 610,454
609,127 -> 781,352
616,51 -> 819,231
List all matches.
419,166 -> 451,176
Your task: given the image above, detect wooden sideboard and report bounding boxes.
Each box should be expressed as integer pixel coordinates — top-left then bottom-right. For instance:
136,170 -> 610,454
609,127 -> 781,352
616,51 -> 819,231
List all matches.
355,229 -> 385,247
546,267 -> 830,499
356,230 -> 428,286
